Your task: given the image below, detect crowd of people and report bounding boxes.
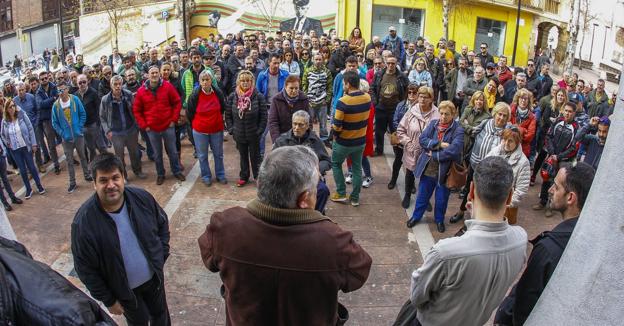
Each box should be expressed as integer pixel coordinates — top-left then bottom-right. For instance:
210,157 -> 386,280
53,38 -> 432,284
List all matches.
0,23 -> 616,325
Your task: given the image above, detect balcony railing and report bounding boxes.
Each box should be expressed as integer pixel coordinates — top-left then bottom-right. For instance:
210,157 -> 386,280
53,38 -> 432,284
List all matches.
493,0 -> 560,15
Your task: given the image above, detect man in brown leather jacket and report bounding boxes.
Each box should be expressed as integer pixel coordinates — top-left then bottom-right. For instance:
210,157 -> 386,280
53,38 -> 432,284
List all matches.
198,145 -> 372,325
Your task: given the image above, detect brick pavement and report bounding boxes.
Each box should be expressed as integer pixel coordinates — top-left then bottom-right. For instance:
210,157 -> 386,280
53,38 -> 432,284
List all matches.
4,133 -> 562,325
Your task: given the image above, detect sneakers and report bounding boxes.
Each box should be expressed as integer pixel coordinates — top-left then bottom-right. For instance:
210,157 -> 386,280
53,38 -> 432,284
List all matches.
350,197 -> 360,207
345,173 -> 353,184
203,179 -> 213,187
84,175 -> 93,182
37,187 -> 46,195
217,178 -> 228,185
174,173 -> 186,182
67,184 -> 77,194
362,177 -> 373,188
24,189 -> 33,199
330,193 -> 349,203
236,179 -> 247,187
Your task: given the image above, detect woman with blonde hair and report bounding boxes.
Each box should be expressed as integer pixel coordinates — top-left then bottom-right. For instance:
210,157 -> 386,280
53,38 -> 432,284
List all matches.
408,57 -> 432,87
531,87 -> 567,185
224,70 -> 267,187
407,100 -> 464,233
450,102 -> 511,224
0,99 -> 45,203
509,88 -> 537,157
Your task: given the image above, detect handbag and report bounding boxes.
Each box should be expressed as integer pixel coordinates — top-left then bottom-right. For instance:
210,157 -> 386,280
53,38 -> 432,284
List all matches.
446,161 -> 468,190
390,132 -> 400,146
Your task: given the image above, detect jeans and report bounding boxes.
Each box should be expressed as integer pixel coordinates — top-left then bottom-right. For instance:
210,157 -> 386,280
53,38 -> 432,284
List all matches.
411,175 -> 450,224
0,156 -> 17,201
311,103 -> 328,140
374,108 -> 394,154
236,140 -> 261,181
10,147 -> 43,193
193,130 -> 225,182
316,179 -> 330,214
331,143 -> 365,201
40,120 -> 60,168
83,122 -> 108,161
259,126 -> 269,158
347,156 -> 371,177
14,67 -> 21,79
147,127 -> 182,177
111,129 -> 142,176
34,125 -> 49,167
62,137 -> 90,185
122,275 -> 171,326
140,129 -> 154,160
539,180 -> 552,206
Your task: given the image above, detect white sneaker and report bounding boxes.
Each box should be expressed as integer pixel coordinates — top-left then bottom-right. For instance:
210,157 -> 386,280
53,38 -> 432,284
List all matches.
345,173 -> 353,184
362,177 -> 374,188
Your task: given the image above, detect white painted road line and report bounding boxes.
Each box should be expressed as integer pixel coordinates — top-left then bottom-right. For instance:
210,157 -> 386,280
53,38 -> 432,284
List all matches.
383,138 -> 435,259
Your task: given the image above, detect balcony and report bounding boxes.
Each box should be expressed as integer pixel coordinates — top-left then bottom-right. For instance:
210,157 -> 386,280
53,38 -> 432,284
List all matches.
484,0 -> 560,15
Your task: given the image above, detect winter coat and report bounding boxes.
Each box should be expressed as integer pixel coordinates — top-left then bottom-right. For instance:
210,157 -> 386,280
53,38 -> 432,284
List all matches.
71,187 -> 170,308
268,91 -> 310,142
225,89 -> 268,143
100,89 -> 137,134
51,95 -> 87,142
462,78 -> 488,108
35,83 -> 59,122
197,199 -> 372,326
73,87 -> 101,126
444,68 -> 473,100
413,119 -> 464,185
0,237 -> 116,325
133,79 -> 182,132
302,65 -> 333,106
545,117 -> 579,161
459,106 -> 491,156
1,110 -> 38,152
256,68 -> 290,99
510,104 -> 537,157
371,68 -> 409,110
576,124 -> 604,170
408,69 -> 432,87
486,143 -> 531,207
587,90 -> 612,118
397,104 -> 440,171
274,129 -> 331,174
186,86 -> 227,124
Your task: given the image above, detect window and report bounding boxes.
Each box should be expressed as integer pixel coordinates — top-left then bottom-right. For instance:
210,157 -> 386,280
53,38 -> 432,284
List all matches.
372,5 -> 425,42
474,17 -> 506,56
0,0 -> 12,32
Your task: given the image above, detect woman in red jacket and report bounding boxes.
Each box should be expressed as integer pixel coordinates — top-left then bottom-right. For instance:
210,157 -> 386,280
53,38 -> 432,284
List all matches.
509,88 -> 536,158
186,71 -> 227,186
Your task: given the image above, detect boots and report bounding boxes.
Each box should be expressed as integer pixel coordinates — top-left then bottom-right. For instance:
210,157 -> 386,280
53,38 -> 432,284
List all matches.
1,198 -> 12,211
401,193 -> 411,209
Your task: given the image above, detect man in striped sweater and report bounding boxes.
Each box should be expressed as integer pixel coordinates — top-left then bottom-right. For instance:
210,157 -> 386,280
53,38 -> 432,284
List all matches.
330,71 -> 371,207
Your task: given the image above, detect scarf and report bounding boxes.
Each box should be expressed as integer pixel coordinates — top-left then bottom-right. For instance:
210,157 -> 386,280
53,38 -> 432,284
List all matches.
236,86 -> 253,117
282,89 -> 299,107
484,85 -> 497,110
437,121 -> 450,141
516,106 -> 529,122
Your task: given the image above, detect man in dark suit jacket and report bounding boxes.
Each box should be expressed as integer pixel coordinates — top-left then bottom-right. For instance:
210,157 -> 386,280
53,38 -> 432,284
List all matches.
280,0 -> 323,36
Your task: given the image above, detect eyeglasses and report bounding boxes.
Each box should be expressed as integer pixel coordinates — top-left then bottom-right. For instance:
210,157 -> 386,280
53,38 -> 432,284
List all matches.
104,72 -> 112,76
356,54 -> 363,57
480,47 -> 487,49
78,81 -> 87,84
374,62 -> 383,65
527,63 -> 534,66
301,52 -> 309,55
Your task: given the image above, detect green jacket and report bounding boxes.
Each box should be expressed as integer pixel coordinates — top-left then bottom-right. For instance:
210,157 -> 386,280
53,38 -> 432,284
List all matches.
460,106 -> 491,156
181,65 -> 217,107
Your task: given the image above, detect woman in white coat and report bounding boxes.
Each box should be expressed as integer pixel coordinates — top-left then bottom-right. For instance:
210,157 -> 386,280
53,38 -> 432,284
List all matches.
486,126 -> 530,224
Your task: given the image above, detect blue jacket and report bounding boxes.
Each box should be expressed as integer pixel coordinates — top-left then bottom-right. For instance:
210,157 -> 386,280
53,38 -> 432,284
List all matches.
1,110 -> 37,152
256,68 -> 289,99
51,95 -> 86,141
331,70 -> 367,113
413,119 -> 464,185
35,83 -> 59,123
381,35 -> 406,63
13,94 -> 38,126
392,100 -> 410,132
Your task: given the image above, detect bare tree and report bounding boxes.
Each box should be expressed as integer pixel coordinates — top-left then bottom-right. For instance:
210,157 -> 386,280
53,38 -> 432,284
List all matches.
576,0 -> 599,69
83,0 -> 131,50
565,0 -> 581,74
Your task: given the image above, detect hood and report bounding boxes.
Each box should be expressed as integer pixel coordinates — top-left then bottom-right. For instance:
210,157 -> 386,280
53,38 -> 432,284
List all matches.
493,142 -> 524,166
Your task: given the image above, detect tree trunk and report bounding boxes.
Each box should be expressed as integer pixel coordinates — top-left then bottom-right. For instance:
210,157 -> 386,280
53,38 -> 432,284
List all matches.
565,0 -> 579,74
442,0 -> 449,41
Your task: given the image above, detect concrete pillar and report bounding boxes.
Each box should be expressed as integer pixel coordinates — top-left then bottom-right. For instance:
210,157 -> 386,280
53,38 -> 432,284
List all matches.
526,67 -> 624,324
0,207 -> 16,241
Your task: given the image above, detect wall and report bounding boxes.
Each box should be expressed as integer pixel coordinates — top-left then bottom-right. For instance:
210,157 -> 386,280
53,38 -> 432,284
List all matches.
342,0 -> 534,64
11,0 -> 43,29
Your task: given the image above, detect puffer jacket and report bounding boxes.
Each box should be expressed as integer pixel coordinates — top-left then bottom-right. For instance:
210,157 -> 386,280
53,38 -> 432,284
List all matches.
0,237 -> 116,325
486,143 -> 531,207
225,89 -> 268,143
510,104 -> 537,157
133,79 -> 182,132
268,91 -> 310,142
413,119 -> 464,185
396,103 -> 440,171
274,129 -> 331,174
545,117 -> 580,161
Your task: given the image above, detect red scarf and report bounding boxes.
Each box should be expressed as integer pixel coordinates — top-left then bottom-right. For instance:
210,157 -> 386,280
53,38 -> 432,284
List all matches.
437,122 -> 450,141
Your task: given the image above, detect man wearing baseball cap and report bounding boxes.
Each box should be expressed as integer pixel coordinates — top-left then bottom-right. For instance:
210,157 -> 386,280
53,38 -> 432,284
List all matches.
381,26 -> 405,66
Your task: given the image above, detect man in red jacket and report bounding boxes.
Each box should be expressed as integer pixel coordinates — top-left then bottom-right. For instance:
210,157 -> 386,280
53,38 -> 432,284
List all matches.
198,145 -> 372,325
133,66 -> 185,185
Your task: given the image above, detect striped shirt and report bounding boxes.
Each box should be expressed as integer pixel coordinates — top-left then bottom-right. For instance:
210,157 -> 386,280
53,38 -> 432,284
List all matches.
332,90 -> 371,146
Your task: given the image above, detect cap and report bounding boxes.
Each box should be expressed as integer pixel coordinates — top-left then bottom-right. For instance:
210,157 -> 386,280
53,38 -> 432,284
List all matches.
388,26 -> 397,31
294,0 -> 309,6
486,62 -> 497,69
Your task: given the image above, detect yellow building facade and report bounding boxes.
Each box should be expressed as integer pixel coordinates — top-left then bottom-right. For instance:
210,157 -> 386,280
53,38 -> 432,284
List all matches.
337,0 -> 534,64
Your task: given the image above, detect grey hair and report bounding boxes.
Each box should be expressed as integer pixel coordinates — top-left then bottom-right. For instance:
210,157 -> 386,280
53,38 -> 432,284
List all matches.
473,156 -> 514,209
199,70 -> 212,80
257,146 -> 319,209
110,75 -> 124,85
292,110 -> 310,124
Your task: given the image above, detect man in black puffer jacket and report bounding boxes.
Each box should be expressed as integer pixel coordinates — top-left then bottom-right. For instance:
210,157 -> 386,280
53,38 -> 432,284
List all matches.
72,153 -> 171,325
0,236 -> 115,325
